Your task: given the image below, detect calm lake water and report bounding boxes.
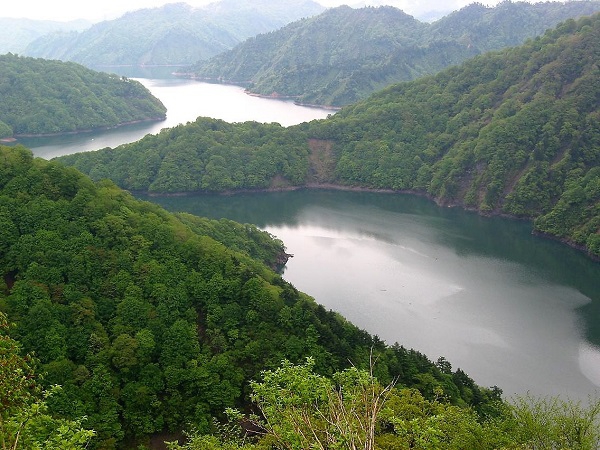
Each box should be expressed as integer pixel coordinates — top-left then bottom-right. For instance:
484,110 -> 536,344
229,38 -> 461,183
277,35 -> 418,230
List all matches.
23,69 -> 600,401
139,189 -> 600,401
20,75 -> 332,159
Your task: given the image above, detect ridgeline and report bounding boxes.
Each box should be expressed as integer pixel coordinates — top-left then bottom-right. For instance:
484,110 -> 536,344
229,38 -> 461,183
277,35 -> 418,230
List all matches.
190,1 -> 600,107
58,14 -> 600,258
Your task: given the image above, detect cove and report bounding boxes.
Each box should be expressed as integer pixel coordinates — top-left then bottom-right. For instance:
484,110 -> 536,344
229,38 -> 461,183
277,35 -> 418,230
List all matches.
137,189 -> 600,401
22,68 -> 600,402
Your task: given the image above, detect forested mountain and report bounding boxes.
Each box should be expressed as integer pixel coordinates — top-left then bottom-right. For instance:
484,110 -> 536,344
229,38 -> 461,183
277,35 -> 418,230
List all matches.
58,14 -> 600,258
0,54 -> 166,138
192,6 -> 430,106
0,145 -> 499,447
0,18 -> 89,54
191,1 -> 600,107
23,0 -> 324,67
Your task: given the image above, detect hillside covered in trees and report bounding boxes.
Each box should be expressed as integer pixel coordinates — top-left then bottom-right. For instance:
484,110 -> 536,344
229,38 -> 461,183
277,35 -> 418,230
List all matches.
0,54 -> 166,138
190,1 -> 600,106
0,17 -> 89,54
58,13 -> 600,259
22,0 -> 324,67
0,145 -> 504,448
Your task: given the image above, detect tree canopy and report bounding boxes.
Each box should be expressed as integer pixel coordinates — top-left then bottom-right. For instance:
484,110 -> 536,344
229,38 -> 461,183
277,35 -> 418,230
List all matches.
0,54 -> 166,138
168,359 -> 600,450
0,145 -> 498,448
58,13 -> 600,258
0,312 -> 95,449
191,1 -> 600,107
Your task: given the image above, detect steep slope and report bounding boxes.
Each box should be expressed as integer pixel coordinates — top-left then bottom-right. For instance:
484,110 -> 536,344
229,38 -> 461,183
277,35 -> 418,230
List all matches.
192,6 -> 430,106
323,14 -> 600,256
192,1 -> 600,107
23,0 -> 324,67
57,14 -> 600,258
0,54 -> 166,138
428,0 -> 600,52
0,145 -> 496,447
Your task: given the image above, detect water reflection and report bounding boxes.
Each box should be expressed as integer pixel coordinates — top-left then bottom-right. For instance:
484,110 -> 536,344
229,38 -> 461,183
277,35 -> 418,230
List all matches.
138,189 -> 600,400
18,77 -> 332,159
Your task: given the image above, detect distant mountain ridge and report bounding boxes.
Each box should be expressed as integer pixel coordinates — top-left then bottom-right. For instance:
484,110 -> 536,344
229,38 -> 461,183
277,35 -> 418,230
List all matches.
0,17 -> 89,54
58,13 -> 600,257
23,0 -> 325,66
191,1 -> 600,106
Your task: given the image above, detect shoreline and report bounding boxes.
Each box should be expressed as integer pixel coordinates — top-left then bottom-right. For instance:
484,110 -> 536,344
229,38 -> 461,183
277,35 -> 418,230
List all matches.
138,183 -> 599,262
10,117 -> 166,139
172,74 -> 342,110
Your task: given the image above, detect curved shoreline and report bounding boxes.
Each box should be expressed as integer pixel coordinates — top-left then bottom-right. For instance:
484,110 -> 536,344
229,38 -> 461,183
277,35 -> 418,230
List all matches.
172,74 -> 342,110
139,182 -> 599,262
11,116 -> 166,139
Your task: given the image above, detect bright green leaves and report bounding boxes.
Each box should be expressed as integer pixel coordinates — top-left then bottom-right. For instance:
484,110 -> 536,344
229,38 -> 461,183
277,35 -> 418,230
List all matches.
250,358 -> 393,450
0,313 -> 94,449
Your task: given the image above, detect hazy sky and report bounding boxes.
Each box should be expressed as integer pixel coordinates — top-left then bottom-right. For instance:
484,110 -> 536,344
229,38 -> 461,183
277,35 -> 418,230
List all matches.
2,0 -> 540,22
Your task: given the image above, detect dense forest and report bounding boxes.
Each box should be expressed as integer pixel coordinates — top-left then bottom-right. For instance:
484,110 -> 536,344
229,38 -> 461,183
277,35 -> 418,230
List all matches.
22,0 -> 324,67
0,54 -> 166,138
59,13 -> 600,258
0,145 -> 505,448
191,1 -> 600,106
4,146 -> 600,448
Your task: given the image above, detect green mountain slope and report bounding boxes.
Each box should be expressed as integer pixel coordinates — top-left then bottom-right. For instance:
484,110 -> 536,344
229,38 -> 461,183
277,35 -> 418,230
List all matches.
192,5 -> 430,106
23,0 -> 324,67
0,18 -> 89,54
324,14 -> 600,256
0,145 -> 497,447
191,1 -> 600,107
57,13 -> 600,258
0,54 -> 166,138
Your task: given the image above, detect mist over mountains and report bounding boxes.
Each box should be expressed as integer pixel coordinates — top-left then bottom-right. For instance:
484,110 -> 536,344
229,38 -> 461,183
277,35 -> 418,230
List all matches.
21,0 -> 325,66
191,1 -> 600,106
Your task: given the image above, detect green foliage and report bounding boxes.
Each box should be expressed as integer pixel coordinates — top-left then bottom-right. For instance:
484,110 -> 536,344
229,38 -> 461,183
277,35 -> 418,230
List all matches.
59,13 -> 600,257
192,2 -> 600,107
507,394 -> 600,449
0,122 -> 12,139
1,146 -> 491,447
171,360 -> 600,449
175,214 -> 290,272
0,54 -> 166,137
23,0 -> 325,66
322,12 -> 600,256
248,358 -> 394,449
58,118 -> 311,193
0,312 -> 95,449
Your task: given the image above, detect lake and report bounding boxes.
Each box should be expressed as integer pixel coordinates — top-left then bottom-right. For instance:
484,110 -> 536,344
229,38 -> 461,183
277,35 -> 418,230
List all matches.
19,75 -> 332,159
25,69 -> 600,402
139,189 -> 600,401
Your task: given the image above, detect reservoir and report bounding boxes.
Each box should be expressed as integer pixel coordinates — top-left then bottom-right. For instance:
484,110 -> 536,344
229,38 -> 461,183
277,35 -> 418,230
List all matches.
139,189 -> 600,401
19,76 -> 332,159
24,71 -> 600,402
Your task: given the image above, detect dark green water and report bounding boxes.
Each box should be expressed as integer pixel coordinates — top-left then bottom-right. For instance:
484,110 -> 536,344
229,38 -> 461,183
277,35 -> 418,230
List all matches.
138,189 -> 600,400
21,68 -> 599,401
